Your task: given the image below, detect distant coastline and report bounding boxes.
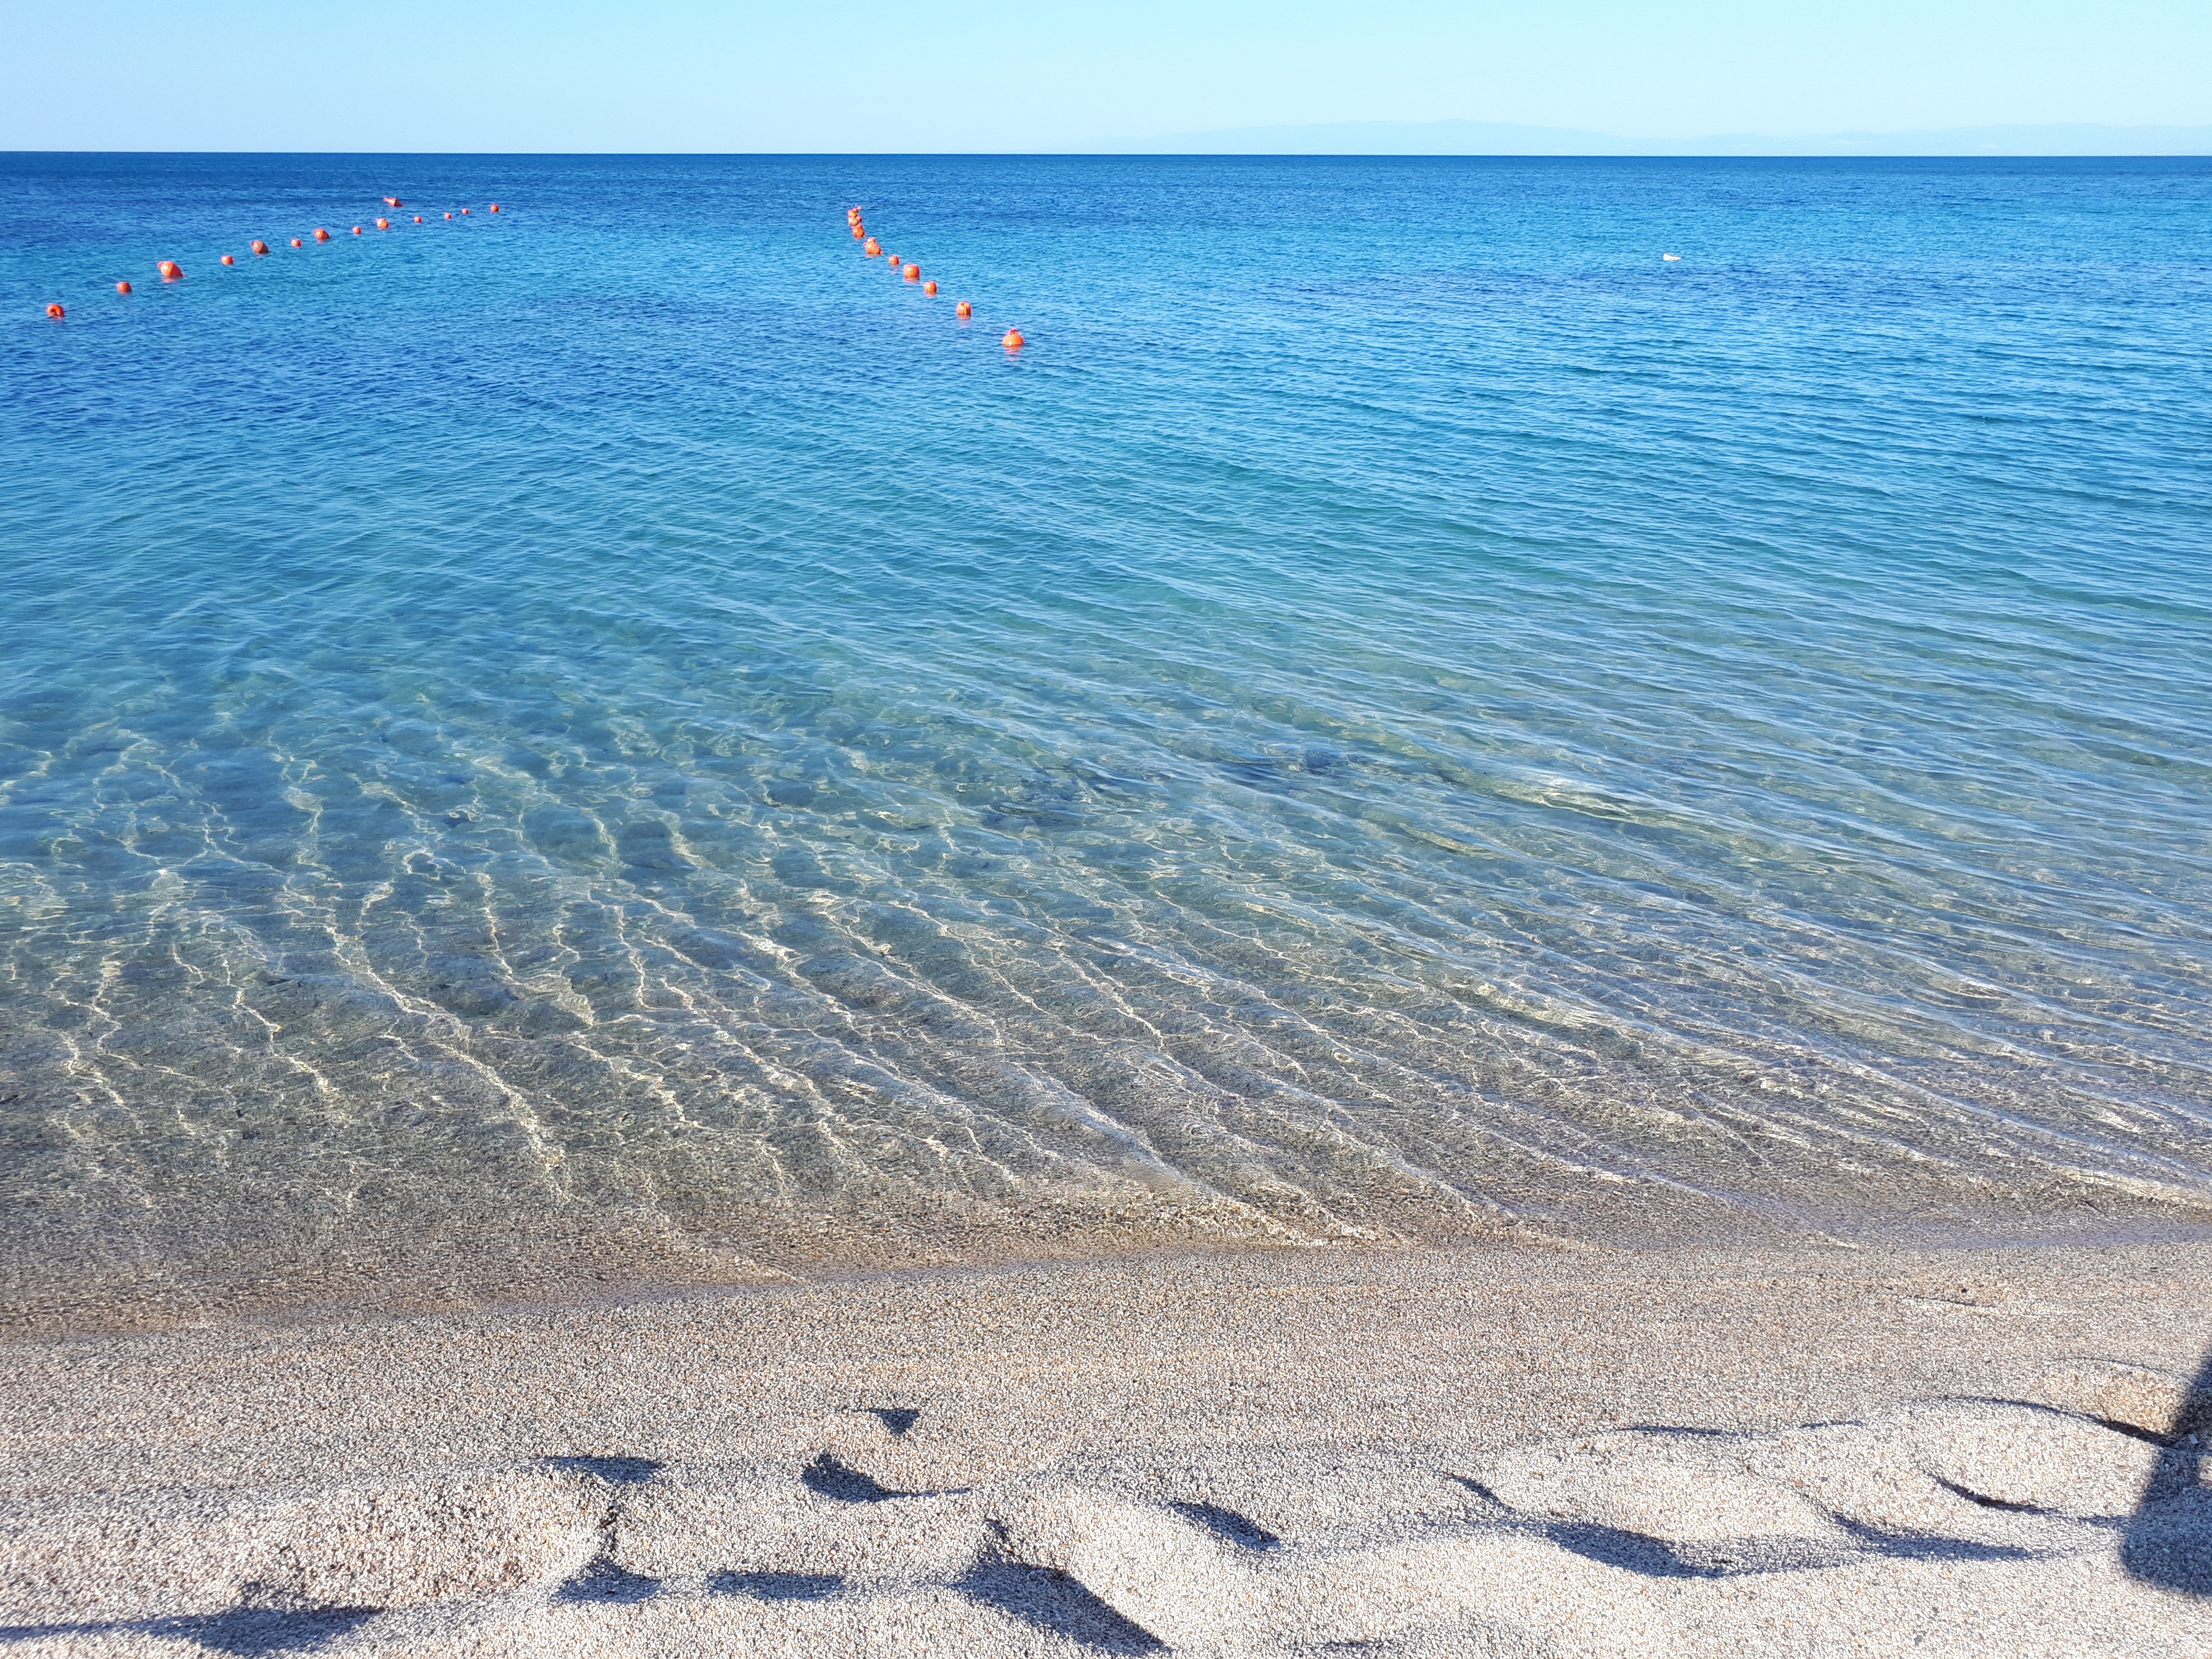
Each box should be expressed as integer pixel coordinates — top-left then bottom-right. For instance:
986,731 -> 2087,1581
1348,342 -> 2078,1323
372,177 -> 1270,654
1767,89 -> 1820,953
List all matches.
1080,119 -> 2212,157
6,123 -> 2211,160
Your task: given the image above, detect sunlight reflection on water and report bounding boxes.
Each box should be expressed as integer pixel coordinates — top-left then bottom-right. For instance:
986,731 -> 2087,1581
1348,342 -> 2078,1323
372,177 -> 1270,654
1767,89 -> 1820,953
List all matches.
3,154 -> 2210,1323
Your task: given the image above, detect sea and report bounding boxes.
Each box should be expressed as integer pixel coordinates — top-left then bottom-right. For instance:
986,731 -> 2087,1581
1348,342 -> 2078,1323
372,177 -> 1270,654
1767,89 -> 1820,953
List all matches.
4,153 -> 2209,1327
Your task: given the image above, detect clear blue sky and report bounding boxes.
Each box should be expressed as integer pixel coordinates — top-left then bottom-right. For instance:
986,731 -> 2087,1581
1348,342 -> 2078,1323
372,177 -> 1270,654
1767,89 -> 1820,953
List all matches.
8,0 -> 2207,151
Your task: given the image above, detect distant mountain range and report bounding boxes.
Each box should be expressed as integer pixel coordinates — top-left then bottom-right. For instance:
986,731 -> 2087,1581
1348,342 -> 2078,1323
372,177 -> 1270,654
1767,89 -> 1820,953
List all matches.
1085,121 -> 2212,157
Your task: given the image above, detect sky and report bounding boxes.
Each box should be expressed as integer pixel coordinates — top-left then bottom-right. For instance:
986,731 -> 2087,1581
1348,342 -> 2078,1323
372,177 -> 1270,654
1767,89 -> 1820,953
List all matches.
5,0 -> 2208,152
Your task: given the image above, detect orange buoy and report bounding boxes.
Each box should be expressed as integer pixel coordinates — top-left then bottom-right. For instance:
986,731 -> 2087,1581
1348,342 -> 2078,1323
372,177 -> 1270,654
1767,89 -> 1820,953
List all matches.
157,260 -> 183,280
851,226 -> 865,239
955,300 -> 972,318
489,203 -> 500,213
460,208 -> 470,215
863,238 -> 881,256
384,196 -> 401,207
314,228 -> 330,240
351,225 -> 362,235
251,240 -> 269,255
375,218 -> 389,229
444,212 -> 453,219
220,254 -> 235,265
1001,328 -> 1024,349
291,238 -> 303,248
116,280 -> 132,294
414,215 -> 423,223
45,302 -> 64,319
922,280 -> 938,295
902,264 -> 919,282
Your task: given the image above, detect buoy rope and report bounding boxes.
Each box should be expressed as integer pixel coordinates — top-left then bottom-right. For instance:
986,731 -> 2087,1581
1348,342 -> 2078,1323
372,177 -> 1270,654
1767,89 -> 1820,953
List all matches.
49,199 -> 1031,349
845,204 -> 1022,350
40,199 -> 505,321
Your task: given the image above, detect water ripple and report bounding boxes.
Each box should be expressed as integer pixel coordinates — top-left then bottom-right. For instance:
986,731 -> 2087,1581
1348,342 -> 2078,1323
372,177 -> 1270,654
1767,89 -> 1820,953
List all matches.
2,154 -> 2209,1324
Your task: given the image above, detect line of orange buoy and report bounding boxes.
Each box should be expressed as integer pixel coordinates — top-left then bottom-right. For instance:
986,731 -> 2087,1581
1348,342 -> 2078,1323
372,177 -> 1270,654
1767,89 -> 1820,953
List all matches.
843,204 -> 1022,350
43,197 -> 508,320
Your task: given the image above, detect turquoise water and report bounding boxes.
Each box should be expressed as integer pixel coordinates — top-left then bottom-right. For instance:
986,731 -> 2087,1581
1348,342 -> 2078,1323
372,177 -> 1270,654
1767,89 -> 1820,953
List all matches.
5,155 -> 2211,1319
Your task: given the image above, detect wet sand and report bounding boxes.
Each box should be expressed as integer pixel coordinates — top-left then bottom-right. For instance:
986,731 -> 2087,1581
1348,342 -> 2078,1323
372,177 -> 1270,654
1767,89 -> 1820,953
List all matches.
3,1237 -> 2210,1655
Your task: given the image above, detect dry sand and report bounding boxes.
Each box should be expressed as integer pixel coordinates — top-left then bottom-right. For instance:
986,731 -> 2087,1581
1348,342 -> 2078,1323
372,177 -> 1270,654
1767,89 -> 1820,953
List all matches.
3,1237 -> 2210,1655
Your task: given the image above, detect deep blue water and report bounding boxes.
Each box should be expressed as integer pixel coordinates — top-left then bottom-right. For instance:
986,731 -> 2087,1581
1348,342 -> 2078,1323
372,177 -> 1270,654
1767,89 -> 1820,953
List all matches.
4,154 -> 2211,1317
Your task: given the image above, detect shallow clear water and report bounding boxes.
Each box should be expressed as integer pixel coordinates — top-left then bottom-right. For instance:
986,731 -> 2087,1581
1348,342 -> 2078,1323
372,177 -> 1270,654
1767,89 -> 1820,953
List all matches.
5,154 -> 2211,1320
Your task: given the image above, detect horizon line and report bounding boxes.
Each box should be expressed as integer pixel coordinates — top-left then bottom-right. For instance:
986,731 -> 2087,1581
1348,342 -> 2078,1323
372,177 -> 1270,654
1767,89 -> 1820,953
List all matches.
6,148 -> 2211,160
8,120 -> 2211,160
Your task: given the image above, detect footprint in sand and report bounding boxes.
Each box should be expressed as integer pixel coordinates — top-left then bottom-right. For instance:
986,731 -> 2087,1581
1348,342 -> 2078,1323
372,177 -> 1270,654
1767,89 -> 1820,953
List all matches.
10,1382 -> 2208,1657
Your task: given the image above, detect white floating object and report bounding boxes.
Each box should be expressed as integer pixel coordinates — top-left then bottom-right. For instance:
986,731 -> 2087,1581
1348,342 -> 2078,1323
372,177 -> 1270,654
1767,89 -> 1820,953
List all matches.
1662,252 -> 1682,261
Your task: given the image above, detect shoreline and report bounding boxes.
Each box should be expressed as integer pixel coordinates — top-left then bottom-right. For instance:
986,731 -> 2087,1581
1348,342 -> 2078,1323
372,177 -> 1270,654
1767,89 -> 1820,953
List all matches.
5,1236 -> 2208,1652
12,1178 -> 2212,1343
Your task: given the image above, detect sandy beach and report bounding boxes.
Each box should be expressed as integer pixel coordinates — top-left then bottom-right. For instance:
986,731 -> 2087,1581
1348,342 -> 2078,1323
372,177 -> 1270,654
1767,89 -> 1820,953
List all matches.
3,1236 -> 2208,1655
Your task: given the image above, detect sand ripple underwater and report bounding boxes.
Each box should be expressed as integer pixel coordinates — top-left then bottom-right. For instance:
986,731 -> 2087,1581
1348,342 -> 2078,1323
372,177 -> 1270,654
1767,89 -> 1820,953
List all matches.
4,154 -> 2211,1320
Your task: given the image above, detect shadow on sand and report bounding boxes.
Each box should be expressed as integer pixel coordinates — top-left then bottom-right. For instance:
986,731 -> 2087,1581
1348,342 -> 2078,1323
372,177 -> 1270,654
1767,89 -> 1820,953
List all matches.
2120,1346 -> 2212,1595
